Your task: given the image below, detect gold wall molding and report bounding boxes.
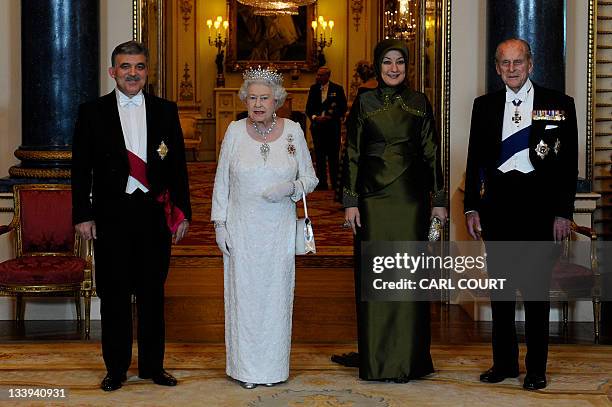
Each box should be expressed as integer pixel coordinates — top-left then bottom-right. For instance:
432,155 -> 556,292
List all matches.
351,0 -> 364,31
14,150 -> 71,161
133,0 -> 166,97
180,63 -> 195,101
8,167 -> 70,179
441,0 -> 451,238
586,0 -> 596,183
180,0 -> 193,32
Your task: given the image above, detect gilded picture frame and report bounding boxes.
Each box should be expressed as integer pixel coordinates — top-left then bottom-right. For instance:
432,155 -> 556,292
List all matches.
225,0 -> 317,72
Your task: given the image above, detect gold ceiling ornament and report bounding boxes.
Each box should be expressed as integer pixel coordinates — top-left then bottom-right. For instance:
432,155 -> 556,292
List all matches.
237,0 -> 316,15
254,6 -> 299,16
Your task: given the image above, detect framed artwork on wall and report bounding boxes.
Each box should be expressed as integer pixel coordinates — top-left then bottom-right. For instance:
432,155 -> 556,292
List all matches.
225,0 -> 317,72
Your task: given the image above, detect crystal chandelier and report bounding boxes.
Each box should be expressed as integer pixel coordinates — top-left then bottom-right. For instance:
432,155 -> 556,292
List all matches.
384,0 -> 417,40
237,1 -> 316,16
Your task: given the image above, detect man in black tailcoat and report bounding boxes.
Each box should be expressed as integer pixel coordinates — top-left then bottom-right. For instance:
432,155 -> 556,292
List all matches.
464,38 -> 578,391
72,41 -> 191,391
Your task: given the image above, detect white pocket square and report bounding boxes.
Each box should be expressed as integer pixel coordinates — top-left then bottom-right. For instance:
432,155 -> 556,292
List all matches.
545,124 -> 558,130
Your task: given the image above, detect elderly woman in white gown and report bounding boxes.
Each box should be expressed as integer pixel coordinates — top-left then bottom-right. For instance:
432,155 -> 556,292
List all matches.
211,67 -> 318,389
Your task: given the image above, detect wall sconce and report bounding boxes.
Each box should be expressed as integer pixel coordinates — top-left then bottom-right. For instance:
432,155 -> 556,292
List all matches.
206,15 -> 229,87
311,15 -> 334,67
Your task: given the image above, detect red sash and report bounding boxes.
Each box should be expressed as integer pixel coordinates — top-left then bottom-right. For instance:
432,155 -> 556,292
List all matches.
127,150 -> 185,233
127,150 -> 150,188
156,189 -> 186,234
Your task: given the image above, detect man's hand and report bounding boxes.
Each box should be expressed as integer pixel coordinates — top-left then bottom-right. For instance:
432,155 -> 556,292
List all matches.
465,211 -> 482,240
553,217 -> 572,242
174,220 -> 189,244
75,221 -> 96,241
344,207 -> 361,235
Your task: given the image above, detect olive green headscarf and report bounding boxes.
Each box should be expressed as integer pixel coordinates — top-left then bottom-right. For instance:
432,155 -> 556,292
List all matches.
373,38 -> 409,89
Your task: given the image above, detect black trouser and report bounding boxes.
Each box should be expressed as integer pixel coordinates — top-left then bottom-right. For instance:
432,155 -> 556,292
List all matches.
312,125 -> 340,190
481,170 -> 556,376
93,190 -> 171,377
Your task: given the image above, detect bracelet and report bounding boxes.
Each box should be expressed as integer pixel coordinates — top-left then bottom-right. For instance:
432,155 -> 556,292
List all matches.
289,181 -> 296,197
213,220 -> 226,229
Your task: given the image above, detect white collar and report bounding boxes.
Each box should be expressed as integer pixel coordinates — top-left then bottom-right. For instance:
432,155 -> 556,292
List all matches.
505,79 -> 532,103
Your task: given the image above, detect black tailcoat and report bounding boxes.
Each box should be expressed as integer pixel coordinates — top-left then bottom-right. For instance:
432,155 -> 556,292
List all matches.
72,90 -> 192,377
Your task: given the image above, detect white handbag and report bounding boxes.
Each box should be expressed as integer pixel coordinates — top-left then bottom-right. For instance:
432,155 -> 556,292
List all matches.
295,181 -> 316,255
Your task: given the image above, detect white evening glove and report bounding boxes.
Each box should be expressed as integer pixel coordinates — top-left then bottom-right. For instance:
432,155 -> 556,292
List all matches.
215,225 -> 232,256
262,181 -> 295,202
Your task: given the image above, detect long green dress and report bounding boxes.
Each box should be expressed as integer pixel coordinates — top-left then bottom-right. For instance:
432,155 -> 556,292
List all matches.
343,39 -> 446,381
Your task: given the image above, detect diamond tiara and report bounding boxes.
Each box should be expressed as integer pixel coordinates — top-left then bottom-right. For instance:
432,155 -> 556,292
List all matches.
242,66 -> 283,86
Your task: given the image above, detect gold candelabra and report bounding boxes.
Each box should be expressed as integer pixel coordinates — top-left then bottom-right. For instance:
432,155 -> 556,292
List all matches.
206,16 -> 229,87
311,16 -> 334,67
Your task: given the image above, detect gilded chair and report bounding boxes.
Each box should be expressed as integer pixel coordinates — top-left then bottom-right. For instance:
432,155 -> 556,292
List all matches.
179,115 -> 203,161
551,222 -> 601,342
0,184 -> 93,338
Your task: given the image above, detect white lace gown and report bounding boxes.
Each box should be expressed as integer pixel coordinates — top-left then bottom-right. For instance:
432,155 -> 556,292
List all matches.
211,118 -> 318,384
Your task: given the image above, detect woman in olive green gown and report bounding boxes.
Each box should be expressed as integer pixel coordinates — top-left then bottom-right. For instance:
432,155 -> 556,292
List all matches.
342,39 -> 447,381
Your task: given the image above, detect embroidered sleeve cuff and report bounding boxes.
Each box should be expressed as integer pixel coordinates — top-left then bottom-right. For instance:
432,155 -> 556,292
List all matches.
343,188 -> 359,208
431,190 -> 448,207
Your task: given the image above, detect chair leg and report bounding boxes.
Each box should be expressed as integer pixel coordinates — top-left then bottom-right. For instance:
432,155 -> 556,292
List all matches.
593,298 -> 601,344
561,301 -> 569,339
75,293 -> 82,323
15,295 -> 25,322
84,292 -> 91,340
562,301 -> 569,324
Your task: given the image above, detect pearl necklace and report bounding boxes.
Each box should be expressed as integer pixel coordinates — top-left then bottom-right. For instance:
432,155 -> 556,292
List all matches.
251,114 -> 277,162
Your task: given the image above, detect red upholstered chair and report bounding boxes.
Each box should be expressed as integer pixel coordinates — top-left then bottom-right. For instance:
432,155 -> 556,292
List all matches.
0,184 -> 93,338
551,223 -> 601,343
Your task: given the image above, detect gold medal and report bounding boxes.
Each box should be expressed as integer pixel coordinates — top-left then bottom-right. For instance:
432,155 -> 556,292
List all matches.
157,141 -> 169,160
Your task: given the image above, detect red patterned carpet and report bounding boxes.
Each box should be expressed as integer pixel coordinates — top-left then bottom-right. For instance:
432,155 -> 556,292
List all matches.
174,162 -> 353,256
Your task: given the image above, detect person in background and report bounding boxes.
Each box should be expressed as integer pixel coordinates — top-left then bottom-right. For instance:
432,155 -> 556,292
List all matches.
306,66 -> 347,196
355,60 -> 378,96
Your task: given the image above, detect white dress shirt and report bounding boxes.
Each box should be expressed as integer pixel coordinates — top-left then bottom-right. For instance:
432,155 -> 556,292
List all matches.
321,82 -> 329,103
498,79 -> 535,173
116,88 -> 149,193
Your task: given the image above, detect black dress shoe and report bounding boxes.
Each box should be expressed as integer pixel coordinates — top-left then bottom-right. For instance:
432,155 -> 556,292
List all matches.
479,367 -> 519,383
100,373 -> 127,392
330,352 -> 359,367
523,374 -> 547,390
140,369 -> 177,386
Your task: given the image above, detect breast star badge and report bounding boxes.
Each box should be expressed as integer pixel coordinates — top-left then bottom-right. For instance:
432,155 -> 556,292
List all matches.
535,140 -> 549,159
157,141 -> 168,160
